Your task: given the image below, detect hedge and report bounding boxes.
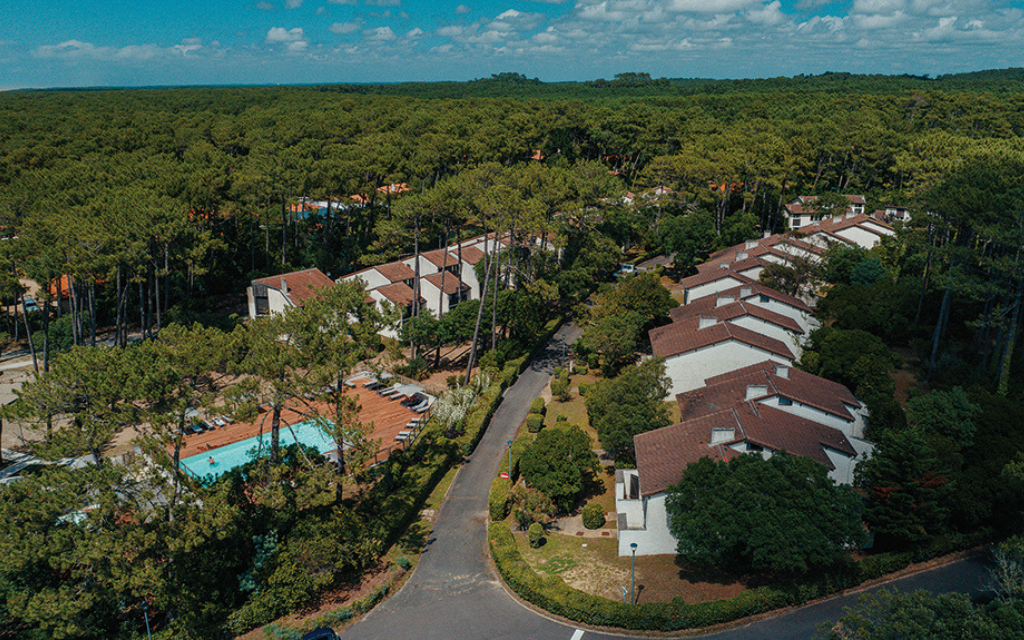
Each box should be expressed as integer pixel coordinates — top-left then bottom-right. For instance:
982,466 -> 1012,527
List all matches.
488,522 -> 992,631
529,398 -> 546,415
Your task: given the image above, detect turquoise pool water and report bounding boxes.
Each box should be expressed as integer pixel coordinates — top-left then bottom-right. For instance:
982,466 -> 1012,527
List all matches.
181,420 -> 337,479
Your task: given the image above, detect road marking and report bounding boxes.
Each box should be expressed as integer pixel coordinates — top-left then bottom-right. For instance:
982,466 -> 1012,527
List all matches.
570,630 -> 584,640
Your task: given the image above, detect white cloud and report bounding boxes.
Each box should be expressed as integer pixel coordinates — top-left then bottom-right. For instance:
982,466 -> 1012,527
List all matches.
456,4 -> 472,14
256,1 -> 275,10
328,0 -> 357,4
286,0 -> 304,7
365,0 -> 401,6
330,21 -> 362,34
265,27 -> 309,51
436,25 -> 464,37
32,39 -> 211,62
668,0 -> 761,13
746,0 -> 786,26
364,26 -> 397,41
406,27 -> 425,39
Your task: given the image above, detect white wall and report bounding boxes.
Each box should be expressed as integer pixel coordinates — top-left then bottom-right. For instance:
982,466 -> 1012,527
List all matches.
685,276 -> 747,304
835,226 -> 885,250
743,296 -> 818,334
664,340 -> 793,397
617,491 -> 679,557
824,438 -> 873,485
728,316 -> 804,357
343,269 -> 391,290
757,396 -> 862,439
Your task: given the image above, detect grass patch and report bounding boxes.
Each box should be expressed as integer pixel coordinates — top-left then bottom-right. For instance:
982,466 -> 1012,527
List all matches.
665,399 -> 681,424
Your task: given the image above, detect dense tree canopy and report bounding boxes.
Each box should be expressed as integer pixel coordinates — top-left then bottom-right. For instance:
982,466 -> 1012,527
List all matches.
585,357 -> 671,464
666,454 -> 867,574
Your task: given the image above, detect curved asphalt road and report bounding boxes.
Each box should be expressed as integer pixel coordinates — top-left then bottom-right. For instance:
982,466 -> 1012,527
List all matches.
342,325 -> 991,640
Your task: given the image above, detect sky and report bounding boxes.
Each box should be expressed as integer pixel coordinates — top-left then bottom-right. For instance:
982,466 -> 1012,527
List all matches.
2,0 -> 1023,89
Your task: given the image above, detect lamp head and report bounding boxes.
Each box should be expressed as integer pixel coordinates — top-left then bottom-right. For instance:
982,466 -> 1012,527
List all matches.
630,542 -> 638,552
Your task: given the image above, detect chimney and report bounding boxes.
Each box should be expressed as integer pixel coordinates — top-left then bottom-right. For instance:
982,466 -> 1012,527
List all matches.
832,214 -> 843,223
745,240 -> 758,250
746,384 -> 768,400
719,263 -> 730,269
716,296 -> 734,308
735,252 -> 748,261
740,287 -> 752,297
698,316 -> 717,329
281,277 -> 289,294
774,364 -> 789,379
846,211 -> 857,219
711,427 -> 735,445
763,230 -> 771,239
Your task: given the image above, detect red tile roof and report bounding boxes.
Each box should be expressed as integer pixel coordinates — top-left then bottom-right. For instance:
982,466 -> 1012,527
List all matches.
419,248 -> 460,270
669,299 -> 804,335
649,315 -> 796,360
711,281 -> 814,314
635,402 -> 857,497
678,360 -> 861,423
373,282 -> 423,307
679,268 -> 756,292
423,272 -> 469,295
252,268 -> 335,307
457,245 -> 486,265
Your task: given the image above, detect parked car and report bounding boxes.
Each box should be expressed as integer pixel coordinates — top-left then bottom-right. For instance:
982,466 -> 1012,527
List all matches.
22,296 -> 40,313
300,629 -> 340,640
615,263 -> 637,278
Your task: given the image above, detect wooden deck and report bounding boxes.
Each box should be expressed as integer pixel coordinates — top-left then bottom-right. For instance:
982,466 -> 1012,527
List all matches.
174,378 -> 422,465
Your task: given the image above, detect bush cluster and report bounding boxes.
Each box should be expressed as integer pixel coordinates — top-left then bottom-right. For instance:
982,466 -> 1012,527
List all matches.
529,398 -> 546,415
526,414 -> 544,433
581,502 -> 605,529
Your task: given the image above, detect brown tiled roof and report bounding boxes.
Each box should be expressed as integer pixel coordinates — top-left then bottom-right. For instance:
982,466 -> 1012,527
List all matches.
253,268 -> 335,307
420,249 -> 460,269
703,281 -> 812,313
458,245 -> 486,265
375,262 -> 416,283
669,299 -> 804,334
635,402 -> 856,497
634,413 -> 740,496
649,316 -> 796,360
680,268 -> 756,291
678,360 -> 861,423
423,272 -> 469,295
373,282 -> 422,307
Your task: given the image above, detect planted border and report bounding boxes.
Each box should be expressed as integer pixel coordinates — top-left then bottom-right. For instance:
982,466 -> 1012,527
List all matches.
487,520 -> 990,631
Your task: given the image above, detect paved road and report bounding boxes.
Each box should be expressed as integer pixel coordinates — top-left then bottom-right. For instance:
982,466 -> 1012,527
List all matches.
342,324 -> 992,640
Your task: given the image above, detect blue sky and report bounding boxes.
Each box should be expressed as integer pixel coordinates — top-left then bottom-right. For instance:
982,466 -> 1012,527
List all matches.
2,0 -> 1022,89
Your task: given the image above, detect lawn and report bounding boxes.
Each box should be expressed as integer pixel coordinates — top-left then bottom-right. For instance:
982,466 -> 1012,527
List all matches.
512,529 -> 748,604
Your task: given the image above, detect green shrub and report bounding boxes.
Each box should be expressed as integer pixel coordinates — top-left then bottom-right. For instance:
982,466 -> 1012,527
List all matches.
314,607 -> 353,627
529,398 -> 546,415
553,366 -> 565,378
528,522 -> 544,548
577,381 -> 591,397
582,503 -> 605,530
526,414 -> 544,433
262,624 -> 301,640
395,556 -> 411,570
352,585 -> 389,614
556,414 -> 567,423
587,353 -> 600,370
573,363 -> 589,375
550,378 -> 571,402
489,477 -> 512,521
397,356 -> 429,380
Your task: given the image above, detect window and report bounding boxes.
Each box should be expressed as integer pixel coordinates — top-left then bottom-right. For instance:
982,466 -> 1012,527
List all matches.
760,295 -> 770,303
779,396 -> 793,406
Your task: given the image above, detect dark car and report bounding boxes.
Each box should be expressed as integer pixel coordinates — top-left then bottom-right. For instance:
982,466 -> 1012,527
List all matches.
300,629 -> 340,640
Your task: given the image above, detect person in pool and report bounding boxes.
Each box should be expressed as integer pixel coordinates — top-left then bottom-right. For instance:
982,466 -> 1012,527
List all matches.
208,456 -> 216,465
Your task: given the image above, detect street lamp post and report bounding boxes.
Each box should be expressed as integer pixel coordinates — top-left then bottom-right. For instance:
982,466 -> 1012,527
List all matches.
630,542 -> 638,605
507,440 -> 513,483
142,602 -> 152,640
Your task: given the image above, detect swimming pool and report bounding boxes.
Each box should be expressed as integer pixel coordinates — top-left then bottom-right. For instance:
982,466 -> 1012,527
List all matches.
181,420 -> 338,479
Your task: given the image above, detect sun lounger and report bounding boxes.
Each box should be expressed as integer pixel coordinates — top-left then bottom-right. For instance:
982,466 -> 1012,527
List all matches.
377,384 -> 399,396
213,417 -> 227,427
